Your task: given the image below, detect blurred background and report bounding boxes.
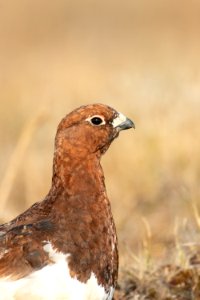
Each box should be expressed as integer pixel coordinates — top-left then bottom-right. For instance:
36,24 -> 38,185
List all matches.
0,0 -> 200,265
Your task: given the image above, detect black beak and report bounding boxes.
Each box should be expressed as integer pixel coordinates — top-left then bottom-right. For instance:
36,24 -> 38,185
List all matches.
117,117 -> 135,130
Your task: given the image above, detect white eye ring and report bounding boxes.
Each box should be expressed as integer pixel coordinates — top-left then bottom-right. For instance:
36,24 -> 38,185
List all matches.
86,115 -> 106,126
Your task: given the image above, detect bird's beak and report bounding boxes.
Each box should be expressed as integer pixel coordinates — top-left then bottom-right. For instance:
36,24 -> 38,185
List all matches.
112,112 -> 135,131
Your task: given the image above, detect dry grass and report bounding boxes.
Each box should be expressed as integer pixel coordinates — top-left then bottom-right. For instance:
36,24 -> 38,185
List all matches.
1,1 -> 200,298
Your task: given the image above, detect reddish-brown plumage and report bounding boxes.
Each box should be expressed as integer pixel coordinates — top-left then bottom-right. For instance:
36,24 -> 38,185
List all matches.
0,103 -> 134,298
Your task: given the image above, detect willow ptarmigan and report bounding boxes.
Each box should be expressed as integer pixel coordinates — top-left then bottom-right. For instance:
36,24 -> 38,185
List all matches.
0,104 -> 134,300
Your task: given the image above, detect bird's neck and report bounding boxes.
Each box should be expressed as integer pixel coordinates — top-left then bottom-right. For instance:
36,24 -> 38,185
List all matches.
50,146 -> 106,200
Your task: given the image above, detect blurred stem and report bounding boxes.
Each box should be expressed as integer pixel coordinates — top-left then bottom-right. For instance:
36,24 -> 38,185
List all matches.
0,109 -> 48,221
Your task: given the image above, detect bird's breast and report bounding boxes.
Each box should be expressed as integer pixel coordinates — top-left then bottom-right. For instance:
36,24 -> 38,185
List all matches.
0,242 -> 114,300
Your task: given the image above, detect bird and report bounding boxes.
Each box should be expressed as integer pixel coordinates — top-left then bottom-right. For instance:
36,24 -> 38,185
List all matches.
0,103 -> 134,300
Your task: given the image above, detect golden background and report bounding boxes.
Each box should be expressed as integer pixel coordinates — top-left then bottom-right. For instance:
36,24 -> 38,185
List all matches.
0,0 -> 200,265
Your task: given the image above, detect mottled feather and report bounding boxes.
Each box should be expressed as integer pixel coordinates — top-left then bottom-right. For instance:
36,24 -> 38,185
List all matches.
0,103 -> 134,299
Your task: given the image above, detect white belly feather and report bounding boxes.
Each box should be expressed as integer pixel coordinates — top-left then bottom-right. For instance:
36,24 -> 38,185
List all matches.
0,243 -> 114,300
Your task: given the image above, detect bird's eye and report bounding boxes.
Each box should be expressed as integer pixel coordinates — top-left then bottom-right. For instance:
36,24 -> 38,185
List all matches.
91,117 -> 103,125
86,115 -> 105,126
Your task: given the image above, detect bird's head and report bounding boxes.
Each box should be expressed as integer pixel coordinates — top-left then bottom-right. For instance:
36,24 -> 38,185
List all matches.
55,103 -> 135,158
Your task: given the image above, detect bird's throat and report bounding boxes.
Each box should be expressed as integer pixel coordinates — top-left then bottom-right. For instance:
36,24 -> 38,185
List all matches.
51,149 -> 106,201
